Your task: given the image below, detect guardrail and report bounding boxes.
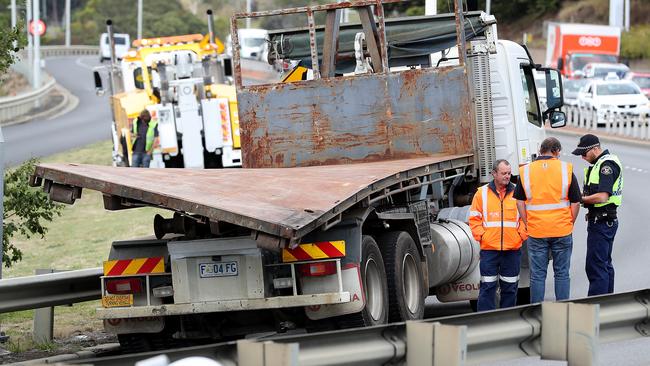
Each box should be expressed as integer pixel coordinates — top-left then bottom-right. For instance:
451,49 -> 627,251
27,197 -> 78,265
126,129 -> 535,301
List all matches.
563,104 -> 650,141
0,267 -> 102,313
0,74 -> 56,126
78,288 -> 650,366
39,45 -> 99,58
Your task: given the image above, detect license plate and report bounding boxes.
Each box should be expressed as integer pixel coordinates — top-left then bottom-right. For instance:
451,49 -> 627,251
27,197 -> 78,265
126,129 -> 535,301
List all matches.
199,261 -> 238,278
102,294 -> 133,308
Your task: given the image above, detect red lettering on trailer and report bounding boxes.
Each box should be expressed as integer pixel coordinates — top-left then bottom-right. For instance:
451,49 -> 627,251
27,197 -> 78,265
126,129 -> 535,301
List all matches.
352,293 -> 361,302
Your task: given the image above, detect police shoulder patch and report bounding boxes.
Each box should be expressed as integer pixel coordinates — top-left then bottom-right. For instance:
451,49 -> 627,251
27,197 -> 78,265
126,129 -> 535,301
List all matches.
601,165 -> 613,175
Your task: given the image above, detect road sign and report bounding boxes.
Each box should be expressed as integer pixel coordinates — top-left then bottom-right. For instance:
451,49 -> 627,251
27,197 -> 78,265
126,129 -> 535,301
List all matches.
28,19 -> 46,36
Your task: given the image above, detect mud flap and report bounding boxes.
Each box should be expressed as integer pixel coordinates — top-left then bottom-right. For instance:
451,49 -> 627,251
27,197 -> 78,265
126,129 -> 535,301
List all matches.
304,265 -> 364,320
103,317 -> 165,335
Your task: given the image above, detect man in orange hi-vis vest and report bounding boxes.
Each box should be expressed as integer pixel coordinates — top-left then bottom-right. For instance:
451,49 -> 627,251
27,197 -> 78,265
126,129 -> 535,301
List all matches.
514,137 -> 582,303
469,159 -> 527,311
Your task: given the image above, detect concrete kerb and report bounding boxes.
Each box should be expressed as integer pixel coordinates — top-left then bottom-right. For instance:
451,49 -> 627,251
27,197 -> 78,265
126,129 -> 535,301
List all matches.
546,126 -> 650,149
0,83 -> 79,127
4,342 -> 120,366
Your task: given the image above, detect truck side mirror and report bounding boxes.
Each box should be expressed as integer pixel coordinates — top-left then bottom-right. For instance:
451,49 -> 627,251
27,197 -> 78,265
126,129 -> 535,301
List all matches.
93,70 -> 105,96
549,110 -> 566,128
544,69 -> 563,110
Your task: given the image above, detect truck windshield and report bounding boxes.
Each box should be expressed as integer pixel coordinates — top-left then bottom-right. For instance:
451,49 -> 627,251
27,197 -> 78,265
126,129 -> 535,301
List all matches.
520,66 -> 542,127
569,54 -> 617,72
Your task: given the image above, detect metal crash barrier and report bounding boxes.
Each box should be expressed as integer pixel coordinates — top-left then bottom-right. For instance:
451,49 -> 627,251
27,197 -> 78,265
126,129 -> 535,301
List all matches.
563,104 -> 650,141
73,288 -> 650,366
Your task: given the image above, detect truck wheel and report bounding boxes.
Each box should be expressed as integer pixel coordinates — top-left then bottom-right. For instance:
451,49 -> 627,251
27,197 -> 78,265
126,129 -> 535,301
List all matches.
379,231 -> 425,322
337,235 -> 388,328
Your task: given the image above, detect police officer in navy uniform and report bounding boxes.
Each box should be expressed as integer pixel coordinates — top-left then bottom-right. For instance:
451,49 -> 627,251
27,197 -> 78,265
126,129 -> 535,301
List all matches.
572,134 -> 623,296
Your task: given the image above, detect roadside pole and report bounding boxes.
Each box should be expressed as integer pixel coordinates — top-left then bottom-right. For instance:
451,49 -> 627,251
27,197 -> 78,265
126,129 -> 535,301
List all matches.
10,0 -> 16,29
246,0 -> 251,28
26,0 -> 33,85
32,0 -> 41,90
65,0 -> 71,47
137,0 -> 143,40
0,128 -> 7,355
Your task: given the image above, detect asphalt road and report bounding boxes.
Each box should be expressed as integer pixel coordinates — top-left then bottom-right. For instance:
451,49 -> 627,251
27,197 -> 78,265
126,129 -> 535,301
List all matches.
3,56 -> 112,167
549,132 -> 650,299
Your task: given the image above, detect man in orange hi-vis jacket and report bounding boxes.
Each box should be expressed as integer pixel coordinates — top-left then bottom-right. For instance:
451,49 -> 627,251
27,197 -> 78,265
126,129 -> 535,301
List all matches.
469,159 -> 527,311
515,137 -> 582,303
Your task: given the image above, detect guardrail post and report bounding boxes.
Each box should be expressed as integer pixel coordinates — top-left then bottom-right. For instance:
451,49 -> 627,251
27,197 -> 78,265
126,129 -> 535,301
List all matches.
33,269 -> 55,343
406,321 -> 467,366
237,339 -> 299,366
541,302 -> 599,366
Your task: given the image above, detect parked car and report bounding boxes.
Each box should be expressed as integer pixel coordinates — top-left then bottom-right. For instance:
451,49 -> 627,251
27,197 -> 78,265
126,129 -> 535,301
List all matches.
562,77 -> 590,106
580,62 -> 629,79
99,33 -> 130,62
576,79 -> 649,126
626,71 -> 650,98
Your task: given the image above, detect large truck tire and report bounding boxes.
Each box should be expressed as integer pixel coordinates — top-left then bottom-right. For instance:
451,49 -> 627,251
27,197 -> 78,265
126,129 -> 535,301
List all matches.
337,235 -> 388,328
378,231 -> 425,322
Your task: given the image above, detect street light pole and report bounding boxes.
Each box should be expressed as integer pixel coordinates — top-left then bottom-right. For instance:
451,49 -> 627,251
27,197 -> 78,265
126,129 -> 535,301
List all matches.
137,0 -> 143,40
245,0 -> 251,29
26,0 -> 33,85
65,0 -> 71,47
33,0 -> 42,89
0,127 -> 5,280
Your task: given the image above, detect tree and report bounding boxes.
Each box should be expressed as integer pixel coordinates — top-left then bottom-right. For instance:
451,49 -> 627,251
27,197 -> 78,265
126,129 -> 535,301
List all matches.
3,160 -> 63,268
0,10 -> 26,75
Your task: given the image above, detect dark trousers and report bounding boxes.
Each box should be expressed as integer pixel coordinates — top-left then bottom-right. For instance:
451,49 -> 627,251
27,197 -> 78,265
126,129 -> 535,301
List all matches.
478,249 -> 522,311
586,219 -> 618,296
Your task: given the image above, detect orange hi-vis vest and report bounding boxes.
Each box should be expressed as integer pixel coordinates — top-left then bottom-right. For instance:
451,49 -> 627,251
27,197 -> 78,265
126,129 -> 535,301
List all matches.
519,158 -> 574,238
469,183 -> 527,251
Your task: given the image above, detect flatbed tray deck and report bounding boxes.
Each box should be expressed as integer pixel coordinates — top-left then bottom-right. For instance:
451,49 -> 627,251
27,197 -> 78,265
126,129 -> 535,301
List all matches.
32,155 -> 472,242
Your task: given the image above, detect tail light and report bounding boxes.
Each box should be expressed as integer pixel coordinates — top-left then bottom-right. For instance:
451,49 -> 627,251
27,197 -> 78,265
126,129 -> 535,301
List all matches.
106,278 -> 143,294
298,261 -> 337,277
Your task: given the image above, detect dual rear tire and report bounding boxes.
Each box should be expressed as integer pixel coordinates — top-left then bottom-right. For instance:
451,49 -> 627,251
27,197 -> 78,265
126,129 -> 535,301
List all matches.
351,231 -> 426,326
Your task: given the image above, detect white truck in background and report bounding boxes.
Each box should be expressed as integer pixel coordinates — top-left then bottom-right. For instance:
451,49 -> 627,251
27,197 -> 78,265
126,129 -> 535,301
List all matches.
33,1 -> 566,351
545,22 -> 621,78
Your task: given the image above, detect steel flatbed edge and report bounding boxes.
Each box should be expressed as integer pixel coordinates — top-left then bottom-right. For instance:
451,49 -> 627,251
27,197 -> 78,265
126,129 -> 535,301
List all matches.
31,155 -> 472,242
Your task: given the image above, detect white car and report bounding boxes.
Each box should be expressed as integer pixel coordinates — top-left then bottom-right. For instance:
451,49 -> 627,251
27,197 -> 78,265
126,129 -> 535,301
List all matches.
577,79 -> 650,126
580,62 -> 629,79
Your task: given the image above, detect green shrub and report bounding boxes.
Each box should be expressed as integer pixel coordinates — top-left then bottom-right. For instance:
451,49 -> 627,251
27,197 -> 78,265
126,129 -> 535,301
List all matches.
621,25 -> 650,60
